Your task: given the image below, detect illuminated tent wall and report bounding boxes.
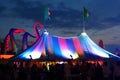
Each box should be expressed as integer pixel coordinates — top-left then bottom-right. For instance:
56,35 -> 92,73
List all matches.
12,30 -> 120,60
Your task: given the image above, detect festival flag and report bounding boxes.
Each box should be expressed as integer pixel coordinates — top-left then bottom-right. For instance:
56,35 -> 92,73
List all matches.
44,6 -> 50,21
83,7 -> 89,21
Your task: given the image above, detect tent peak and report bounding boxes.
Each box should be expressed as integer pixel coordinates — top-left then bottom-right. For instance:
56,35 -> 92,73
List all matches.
81,32 -> 87,36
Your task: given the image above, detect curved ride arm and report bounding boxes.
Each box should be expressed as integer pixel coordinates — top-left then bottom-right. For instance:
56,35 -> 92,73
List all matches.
4,28 -> 26,54
33,22 -> 43,40
4,34 -> 11,52
22,32 -> 35,50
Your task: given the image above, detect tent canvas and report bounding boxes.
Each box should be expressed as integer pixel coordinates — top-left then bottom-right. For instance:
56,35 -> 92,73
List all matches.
12,30 -> 120,61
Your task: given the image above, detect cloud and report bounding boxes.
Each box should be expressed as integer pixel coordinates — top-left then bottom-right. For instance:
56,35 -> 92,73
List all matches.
0,3 -> 6,16
1,0 -> 119,31
9,0 -> 83,28
49,8 -> 82,28
102,14 -> 120,26
10,0 -> 44,22
88,25 -> 120,45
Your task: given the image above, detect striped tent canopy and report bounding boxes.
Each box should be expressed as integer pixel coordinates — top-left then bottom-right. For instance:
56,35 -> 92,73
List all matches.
13,30 -> 120,60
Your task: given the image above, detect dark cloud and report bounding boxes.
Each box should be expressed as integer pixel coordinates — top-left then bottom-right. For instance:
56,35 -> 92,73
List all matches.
0,1 -> 119,31
10,0 -> 83,28
61,31 -> 78,36
1,0 -> 117,31
0,3 -> 6,16
49,8 -> 82,28
102,14 -> 120,26
113,36 -> 119,40
11,0 -> 45,22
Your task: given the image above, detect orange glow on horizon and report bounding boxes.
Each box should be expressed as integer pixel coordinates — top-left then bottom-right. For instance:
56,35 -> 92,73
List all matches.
0,54 -> 14,59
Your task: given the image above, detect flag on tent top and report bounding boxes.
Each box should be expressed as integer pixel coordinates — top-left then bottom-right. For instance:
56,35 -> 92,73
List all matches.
44,6 -> 50,21
83,7 -> 89,21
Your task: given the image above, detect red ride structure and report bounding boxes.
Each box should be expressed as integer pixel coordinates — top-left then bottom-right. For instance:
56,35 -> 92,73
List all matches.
4,28 -> 26,54
4,22 -> 43,54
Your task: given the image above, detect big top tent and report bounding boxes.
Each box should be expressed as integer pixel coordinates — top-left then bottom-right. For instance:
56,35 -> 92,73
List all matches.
11,29 -> 120,61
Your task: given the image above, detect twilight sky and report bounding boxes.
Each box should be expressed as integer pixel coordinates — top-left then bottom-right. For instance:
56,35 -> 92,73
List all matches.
0,0 -> 120,52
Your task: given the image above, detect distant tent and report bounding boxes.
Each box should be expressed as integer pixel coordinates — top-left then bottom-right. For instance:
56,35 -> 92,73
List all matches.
11,30 -> 120,61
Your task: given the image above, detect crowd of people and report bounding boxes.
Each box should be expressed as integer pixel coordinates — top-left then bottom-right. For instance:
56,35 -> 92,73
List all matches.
0,60 -> 120,80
